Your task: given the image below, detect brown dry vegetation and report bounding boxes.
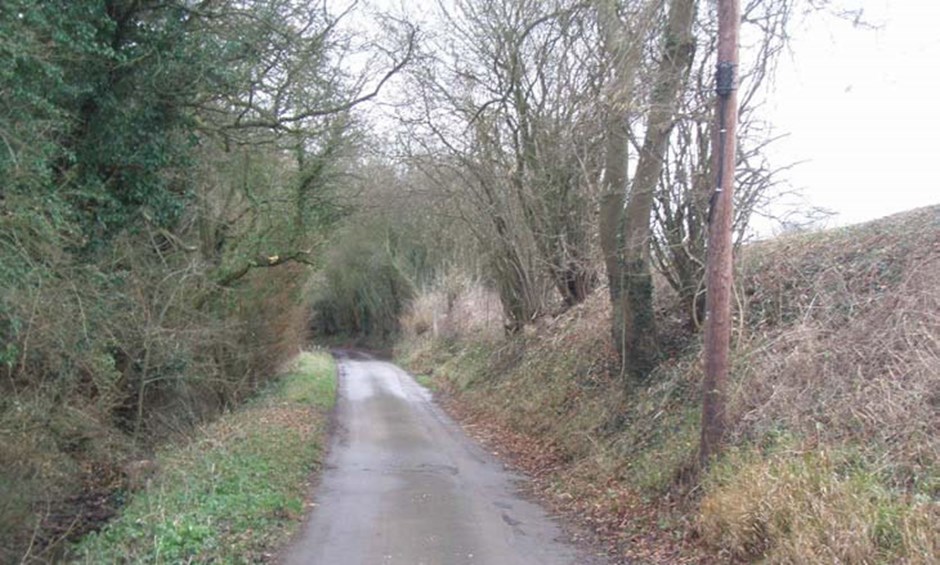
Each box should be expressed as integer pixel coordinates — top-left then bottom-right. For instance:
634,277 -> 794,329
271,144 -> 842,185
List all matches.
398,206 -> 939,564
1,3 -> 395,559
0,260 -> 312,563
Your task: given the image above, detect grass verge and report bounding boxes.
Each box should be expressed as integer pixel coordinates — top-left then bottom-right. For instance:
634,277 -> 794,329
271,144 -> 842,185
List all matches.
70,351 -> 336,564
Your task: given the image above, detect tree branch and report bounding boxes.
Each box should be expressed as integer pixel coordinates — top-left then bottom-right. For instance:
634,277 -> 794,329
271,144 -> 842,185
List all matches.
213,250 -> 316,288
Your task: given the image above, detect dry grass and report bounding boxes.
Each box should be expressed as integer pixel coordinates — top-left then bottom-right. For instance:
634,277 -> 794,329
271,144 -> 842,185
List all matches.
692,206 -> 940,562
399,205 -> 940,563
400,276 -> 504,343
730,207 -> 939,493
700,447 -> 938,563
400,289 -> 708,562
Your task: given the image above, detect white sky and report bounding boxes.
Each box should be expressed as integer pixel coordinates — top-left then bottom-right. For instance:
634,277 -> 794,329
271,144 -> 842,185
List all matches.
355,0 -> 940,230
767,0 -> 940,227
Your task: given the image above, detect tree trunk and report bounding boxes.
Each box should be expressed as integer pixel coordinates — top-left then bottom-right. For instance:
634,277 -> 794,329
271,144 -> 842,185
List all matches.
489,201 -> 538,333
551,257 -> 594,307
599,0 -> 697,380
596,0 -> 637,354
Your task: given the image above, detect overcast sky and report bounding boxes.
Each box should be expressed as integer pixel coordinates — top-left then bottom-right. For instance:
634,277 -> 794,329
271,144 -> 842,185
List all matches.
358,0 -> 939,231
767,0 -> 940,228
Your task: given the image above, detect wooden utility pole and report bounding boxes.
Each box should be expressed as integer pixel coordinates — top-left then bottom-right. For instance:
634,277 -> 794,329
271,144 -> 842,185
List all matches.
700,0 -> 740,467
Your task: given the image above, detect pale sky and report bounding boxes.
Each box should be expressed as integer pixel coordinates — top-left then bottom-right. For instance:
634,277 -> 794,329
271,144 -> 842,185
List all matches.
356,0 -> 940,231
767,0 -> 940,228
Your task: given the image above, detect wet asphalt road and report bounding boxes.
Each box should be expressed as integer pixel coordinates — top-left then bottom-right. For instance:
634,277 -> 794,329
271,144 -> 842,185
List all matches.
281,355 -> 602,565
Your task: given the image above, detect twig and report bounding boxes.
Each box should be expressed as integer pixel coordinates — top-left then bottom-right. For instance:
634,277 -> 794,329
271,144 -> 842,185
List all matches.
18,276 -> 43,377
18,501 -> 48,565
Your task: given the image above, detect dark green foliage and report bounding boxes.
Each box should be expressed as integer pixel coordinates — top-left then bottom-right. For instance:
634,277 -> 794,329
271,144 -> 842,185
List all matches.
2,1 -> 194,244
311,230 -> 416,343
0,1 -> 372,559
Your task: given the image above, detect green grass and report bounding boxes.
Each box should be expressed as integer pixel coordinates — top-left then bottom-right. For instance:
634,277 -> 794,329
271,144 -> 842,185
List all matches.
412,373 -> 435,389
280,353 -> 337,409
71,351 -> 337,564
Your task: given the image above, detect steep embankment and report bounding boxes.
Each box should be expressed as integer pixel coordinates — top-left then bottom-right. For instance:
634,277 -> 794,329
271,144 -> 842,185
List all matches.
399,206 -> 939,563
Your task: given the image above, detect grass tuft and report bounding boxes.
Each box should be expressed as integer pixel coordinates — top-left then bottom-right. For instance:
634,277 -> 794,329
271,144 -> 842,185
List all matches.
699,445 -> 939,563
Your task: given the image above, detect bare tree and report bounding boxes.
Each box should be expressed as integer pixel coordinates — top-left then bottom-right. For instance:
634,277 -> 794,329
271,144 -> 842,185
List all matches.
401,0 -> 605,329
179,0 -> 416,289
651,0 -> 832,331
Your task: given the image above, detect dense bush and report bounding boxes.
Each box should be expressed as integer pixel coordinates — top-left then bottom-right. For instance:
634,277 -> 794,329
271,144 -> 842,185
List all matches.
310,228 -> 416,343
0,0 -> 386,559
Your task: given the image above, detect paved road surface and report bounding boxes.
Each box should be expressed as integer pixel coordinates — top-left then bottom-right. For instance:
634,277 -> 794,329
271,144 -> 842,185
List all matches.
282,354 -> 602,565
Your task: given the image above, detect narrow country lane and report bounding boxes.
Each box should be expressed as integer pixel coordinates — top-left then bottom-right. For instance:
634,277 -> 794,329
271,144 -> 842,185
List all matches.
282,354 -> 603,565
